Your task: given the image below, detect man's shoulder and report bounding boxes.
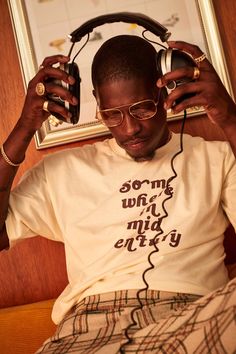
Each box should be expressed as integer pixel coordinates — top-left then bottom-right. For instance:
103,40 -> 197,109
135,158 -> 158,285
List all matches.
44,138 -> 113,162
180,133 -> 234,165
182,133 -> 231,151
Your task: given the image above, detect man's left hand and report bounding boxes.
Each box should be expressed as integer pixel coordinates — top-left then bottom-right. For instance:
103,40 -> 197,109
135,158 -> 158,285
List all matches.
157,40 -> 236,129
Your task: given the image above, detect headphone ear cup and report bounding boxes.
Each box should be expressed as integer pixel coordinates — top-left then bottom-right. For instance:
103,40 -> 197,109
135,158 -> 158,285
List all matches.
47,62 -> 81,124
171,49 -> 196,105
157,49 -> 178,95
156,48 -> 197,105
156,49 -> 168,99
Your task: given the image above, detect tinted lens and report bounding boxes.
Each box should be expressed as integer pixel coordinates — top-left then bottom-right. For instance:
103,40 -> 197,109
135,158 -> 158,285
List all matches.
130,100 -> 157,120
100,109 -> 122,127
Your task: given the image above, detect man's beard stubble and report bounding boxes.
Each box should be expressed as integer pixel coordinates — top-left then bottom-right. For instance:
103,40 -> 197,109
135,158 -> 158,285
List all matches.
133,150 -> 155,162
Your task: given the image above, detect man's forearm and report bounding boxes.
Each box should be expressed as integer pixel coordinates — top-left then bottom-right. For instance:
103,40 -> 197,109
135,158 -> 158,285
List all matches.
0,119 -> 35,231
0,163 -> 19,250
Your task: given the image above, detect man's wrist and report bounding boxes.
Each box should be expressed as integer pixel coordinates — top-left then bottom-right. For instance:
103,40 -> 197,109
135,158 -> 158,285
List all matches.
16,117 -> 38,140
0,145 -> 24,167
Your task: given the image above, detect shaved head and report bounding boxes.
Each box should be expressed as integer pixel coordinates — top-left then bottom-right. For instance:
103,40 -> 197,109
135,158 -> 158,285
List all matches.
92,35 -> 159,89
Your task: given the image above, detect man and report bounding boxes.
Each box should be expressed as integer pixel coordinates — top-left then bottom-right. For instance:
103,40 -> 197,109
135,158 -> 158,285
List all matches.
0,34 -> 236,353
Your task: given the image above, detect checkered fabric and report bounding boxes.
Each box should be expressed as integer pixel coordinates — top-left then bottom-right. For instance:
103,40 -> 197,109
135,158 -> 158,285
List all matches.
36,278 -> 236,353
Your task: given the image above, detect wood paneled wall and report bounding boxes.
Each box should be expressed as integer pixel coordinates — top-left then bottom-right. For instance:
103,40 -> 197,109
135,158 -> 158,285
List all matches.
0,0 -> 235,308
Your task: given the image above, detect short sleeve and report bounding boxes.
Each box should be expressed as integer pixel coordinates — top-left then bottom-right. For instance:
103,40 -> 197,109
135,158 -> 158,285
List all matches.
221,143 -> 236,232
6,159 -> 64,248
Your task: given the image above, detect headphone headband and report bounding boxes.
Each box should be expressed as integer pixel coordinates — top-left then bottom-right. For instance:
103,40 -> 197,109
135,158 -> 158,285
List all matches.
69,12 -> 171,43
51,12 -> 195,125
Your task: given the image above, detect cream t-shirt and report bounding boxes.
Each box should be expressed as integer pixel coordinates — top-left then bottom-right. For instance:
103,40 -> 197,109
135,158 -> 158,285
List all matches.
6,133 -> 236,323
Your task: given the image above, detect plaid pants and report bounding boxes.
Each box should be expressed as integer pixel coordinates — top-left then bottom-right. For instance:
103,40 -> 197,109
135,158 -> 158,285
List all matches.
36,278 -> 236,353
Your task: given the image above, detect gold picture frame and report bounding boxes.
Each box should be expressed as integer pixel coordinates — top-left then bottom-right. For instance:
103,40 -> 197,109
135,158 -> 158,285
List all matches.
8,0 -> 233,149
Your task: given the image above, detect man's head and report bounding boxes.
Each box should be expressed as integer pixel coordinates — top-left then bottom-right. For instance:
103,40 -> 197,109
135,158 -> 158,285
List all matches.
92,35 -> 169,161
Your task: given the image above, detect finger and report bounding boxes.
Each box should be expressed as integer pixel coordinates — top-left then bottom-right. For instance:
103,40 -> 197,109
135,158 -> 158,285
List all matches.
37,66 -> 75,85
167,40 -> 209,67
44,100 -> 73,121
172,97 -> 202,114
171,93 -> 207,114
45,82 -> 78,106
166,82 -> 216,114
164,81 -> 202,110
40,55 -> 70,68
30,68 -> 75,99
157,66 -> 198,88
167,40 -> 201,55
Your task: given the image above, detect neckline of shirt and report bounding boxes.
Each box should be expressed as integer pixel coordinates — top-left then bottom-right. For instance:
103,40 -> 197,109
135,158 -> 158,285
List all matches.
108,132 -> 181,161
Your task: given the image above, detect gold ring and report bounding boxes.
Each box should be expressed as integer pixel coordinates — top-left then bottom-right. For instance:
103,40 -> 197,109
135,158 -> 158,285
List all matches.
43,100 -> 49,112
48,115 -> 63,127
35,82 -> 46,96
193,66 -> 200,80
195,53 -> 206,64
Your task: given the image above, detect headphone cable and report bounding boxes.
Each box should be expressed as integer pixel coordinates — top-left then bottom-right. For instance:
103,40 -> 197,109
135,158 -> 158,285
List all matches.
67,34 -> 90,63
120,109 -> 187,353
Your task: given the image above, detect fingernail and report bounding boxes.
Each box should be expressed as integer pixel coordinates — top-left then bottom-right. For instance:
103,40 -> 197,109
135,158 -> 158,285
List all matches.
156,79 -> 162,87
68,76 -> 75,84
72,96 -> 78,105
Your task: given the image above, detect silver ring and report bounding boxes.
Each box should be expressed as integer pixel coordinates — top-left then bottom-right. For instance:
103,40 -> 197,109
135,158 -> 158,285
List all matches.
36,82 -> 46,96
43,100 -> 49,112
195,53 -> 206,64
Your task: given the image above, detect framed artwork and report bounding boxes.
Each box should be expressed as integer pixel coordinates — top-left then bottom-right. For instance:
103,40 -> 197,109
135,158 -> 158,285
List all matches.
8,0 -> 233,149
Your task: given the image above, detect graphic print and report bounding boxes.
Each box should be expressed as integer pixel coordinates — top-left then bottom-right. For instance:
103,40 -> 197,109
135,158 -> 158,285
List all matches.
114,178 -> 182,252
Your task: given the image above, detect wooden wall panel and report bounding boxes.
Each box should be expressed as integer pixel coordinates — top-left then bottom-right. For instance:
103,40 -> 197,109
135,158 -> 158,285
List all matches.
0,0 -> 235,308
212,0 -> 236,96
0,0 -> 41,183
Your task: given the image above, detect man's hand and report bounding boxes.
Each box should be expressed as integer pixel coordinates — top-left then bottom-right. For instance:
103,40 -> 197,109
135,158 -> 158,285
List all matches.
18,54 -> 78,133
157,40 -> 236,129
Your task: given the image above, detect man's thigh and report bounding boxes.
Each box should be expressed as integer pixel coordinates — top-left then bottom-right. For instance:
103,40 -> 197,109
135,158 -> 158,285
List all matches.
36,279 -> 236,353
127,278 -> 236,353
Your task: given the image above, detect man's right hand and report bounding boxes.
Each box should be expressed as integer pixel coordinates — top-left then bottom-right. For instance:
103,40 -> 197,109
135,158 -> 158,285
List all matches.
18,54 -> 78,133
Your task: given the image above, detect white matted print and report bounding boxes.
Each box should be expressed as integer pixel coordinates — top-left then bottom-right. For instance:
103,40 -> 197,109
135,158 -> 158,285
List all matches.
8,0 -> 233,149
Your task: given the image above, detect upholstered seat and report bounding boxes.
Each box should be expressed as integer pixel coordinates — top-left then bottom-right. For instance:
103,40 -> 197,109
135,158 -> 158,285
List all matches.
0,299 -> 56,354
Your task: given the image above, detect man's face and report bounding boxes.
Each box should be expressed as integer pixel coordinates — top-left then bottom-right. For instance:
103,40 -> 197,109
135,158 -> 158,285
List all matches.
95,78 -> 168,161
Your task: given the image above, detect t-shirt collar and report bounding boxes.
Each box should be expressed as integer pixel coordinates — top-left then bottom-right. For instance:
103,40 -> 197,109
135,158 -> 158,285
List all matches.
108,132 -> 180,160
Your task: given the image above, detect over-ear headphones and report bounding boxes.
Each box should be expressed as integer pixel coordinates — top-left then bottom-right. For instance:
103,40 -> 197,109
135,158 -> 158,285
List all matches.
49,12 -> 196,124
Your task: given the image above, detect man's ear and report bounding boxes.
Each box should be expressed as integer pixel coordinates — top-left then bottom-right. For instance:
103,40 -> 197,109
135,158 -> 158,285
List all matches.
93,89 -> 101,106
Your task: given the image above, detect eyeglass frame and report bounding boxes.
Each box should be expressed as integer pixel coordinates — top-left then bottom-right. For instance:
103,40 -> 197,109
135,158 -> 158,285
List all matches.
95,91 -> 161,128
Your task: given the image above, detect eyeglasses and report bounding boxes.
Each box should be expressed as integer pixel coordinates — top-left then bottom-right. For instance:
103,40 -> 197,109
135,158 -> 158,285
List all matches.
96,98 -> 159,128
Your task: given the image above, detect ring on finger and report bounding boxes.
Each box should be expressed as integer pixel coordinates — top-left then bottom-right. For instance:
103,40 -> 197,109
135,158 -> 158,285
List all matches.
36,82 -> 46,96
48,115 -> 63,127
193,66 -> 200,80
43,100 -> 49,112
195,53 -> 206,65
